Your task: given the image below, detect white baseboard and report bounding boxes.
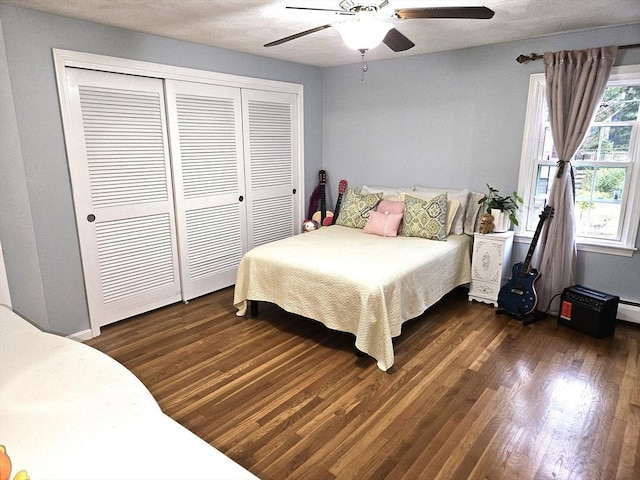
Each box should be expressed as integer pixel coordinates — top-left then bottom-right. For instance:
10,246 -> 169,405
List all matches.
618,303 -> 640,324
67,329 -> 93,342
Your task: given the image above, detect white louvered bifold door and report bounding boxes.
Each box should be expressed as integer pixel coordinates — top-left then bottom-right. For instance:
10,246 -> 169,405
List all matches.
242,90 -> 299,249
64,68 -> 182,327
165,80 -> 247,301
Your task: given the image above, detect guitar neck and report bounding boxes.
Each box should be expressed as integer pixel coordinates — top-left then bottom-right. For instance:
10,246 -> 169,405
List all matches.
519,207 -> 551,276
318,170 -> 327,222
320,184 -> 327,216
334,194 -> 344,214
520,236 -> 539,276
331,181 -> 347,226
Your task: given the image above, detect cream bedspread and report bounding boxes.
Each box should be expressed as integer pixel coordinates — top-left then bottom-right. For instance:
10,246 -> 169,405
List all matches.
234,225 -> 471,371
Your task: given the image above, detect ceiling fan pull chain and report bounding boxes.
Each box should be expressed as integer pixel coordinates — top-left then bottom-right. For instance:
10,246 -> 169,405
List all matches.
360,49 -> 368,81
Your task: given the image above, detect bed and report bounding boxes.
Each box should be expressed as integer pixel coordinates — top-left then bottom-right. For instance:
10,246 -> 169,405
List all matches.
0,305 -> 258,480
234,185 -> 483,371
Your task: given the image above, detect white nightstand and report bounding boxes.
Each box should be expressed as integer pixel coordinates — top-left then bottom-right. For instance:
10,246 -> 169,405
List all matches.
468,231 -> 514,306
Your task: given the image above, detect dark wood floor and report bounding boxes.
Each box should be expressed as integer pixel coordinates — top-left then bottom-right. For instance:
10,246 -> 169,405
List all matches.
85,287 -> 640,480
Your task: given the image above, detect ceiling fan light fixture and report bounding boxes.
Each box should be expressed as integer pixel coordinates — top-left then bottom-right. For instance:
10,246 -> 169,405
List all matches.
267,2 -> 494,54
333,19 -> 393,51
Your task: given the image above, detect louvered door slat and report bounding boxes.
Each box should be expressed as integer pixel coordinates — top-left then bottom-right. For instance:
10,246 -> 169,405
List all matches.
185,205 -> 244,279
247,100 -> 293,190
96,214 -> 176,303
176,94 -> 239,199
252,196 -> 294,247
79,85 -> 168,209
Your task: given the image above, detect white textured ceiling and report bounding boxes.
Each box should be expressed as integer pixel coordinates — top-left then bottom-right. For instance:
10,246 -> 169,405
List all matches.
1,0 -> 638,67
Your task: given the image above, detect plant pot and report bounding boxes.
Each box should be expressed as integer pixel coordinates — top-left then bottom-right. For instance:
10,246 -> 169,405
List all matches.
491,209 -> 511,232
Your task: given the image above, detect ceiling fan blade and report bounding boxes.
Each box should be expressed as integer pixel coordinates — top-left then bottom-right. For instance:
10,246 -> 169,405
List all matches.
264,24 -> 333,47
383,28 -> 415,52
395,6 -> 495,20
285,6 -> 353,15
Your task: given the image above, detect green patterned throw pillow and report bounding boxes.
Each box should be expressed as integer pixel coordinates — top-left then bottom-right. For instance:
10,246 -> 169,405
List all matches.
335,187 -> 383,229
400,193 -> 448,240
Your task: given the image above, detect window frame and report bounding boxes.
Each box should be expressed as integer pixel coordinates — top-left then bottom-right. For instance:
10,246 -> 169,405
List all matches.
516,64 -> 640,257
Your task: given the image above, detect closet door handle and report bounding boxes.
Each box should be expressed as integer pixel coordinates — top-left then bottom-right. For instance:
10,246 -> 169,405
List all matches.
239,196 -> 244,202
87,214 -> 96,222
292,188 -> 296,194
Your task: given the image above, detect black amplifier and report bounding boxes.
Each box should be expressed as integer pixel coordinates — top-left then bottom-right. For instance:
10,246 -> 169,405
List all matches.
559,285 -> 619,338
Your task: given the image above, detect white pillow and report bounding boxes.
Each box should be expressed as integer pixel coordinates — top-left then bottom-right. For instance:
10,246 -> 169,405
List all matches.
361,184 -> 414,200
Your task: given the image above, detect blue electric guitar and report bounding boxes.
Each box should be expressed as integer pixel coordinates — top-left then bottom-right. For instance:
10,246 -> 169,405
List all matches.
497,205 -> 553,317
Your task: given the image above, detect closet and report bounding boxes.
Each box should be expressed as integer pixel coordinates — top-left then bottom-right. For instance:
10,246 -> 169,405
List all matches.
58,55 -> 302,333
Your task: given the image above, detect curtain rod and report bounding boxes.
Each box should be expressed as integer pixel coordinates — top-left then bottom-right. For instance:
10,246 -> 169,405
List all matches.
516,43 -> 640,63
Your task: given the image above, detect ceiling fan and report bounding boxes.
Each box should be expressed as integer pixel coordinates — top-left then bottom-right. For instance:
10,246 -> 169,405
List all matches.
264,1 -> 495,53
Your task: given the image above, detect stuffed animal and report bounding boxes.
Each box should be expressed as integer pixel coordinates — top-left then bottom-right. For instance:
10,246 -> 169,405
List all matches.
0,445 -> 29,480
479,213 -> 495,234
302,219 -> 319,232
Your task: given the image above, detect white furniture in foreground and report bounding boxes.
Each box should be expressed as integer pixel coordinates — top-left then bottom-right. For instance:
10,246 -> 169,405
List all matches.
468,231 -> 514,307
0,305 -> 258,480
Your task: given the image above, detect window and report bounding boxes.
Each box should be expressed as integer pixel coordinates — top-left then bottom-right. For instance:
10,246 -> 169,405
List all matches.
517,65 -> 640,256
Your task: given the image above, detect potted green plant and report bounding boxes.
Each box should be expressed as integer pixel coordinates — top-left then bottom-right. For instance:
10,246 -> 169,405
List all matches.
478,184 -> 523,232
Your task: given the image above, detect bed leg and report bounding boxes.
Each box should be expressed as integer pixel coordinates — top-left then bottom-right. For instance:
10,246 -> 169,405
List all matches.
250,301 -> 259,317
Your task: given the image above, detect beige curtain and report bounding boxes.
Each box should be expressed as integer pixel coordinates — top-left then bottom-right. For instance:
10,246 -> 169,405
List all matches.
533,46 -> 618,315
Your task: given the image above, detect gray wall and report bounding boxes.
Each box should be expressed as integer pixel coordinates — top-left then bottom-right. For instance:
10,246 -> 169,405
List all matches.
0,4 -> 323,335
322,24 -> 640,305
0,18 -> 48,325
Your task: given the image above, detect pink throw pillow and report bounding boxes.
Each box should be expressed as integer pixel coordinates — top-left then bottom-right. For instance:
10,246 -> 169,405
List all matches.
376,199 -> 405,215
364,211 -> 403,237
